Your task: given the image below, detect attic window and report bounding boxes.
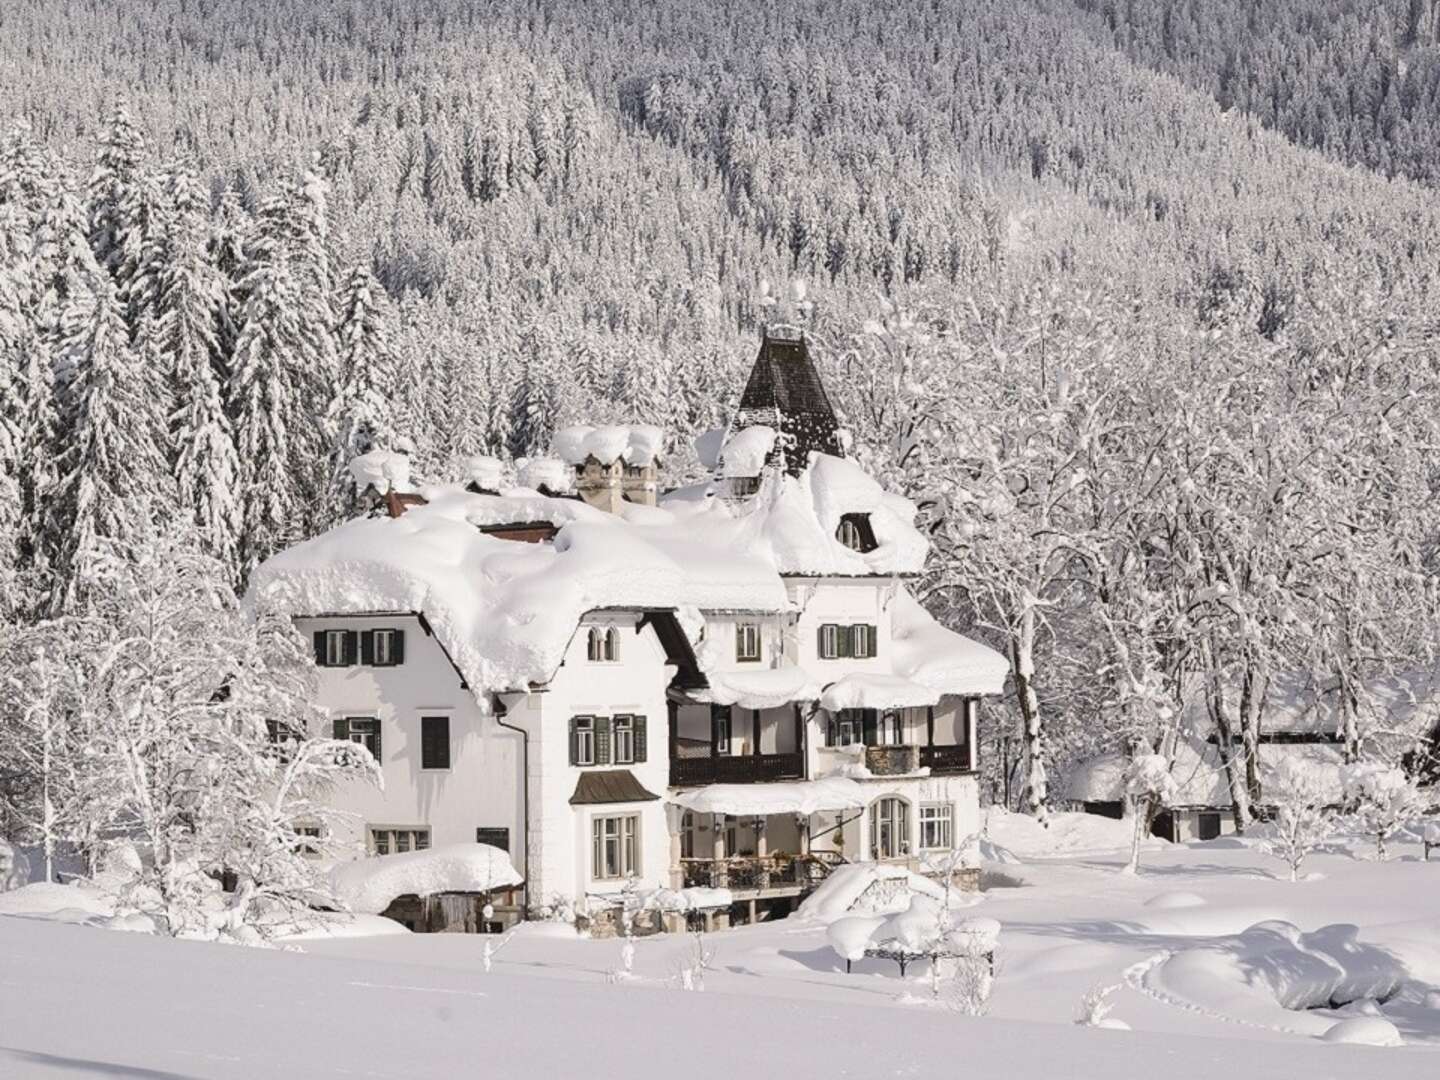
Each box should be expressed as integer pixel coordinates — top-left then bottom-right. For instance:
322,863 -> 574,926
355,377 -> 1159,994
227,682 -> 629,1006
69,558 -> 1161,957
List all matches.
587,625 -> 621,662
837,513 -> 877,553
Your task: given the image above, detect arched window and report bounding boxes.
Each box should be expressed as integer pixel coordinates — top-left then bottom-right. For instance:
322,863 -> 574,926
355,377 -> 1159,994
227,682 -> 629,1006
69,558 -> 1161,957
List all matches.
587,626 -> 621,662
869,797 -> 910,860
837,518 -> 863,550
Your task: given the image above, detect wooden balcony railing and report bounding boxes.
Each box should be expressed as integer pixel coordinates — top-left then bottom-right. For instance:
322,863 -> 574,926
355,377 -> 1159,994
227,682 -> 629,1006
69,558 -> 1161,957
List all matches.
670,751 -> 805,786
919,744 -> 973,773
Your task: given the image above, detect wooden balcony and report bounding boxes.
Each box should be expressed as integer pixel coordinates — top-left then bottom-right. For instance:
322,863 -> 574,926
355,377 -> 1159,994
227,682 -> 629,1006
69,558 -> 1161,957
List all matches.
670,751 -> 806,786
919,744 -> 973,774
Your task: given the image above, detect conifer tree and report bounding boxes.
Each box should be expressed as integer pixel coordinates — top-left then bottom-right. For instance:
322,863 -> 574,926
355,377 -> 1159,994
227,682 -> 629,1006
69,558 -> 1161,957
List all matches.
48,271 -> 172,612
161,159 -> 242,576
325,264 -> 397,519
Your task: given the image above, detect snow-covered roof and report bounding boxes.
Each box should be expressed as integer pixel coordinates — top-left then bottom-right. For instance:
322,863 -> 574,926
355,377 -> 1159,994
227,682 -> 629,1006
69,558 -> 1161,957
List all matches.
668,777 -> 870,815
696,667 -> 821,710
553,424 -> 665,466
330,843 -> 522,915
718,426 -> 776,477
1065,739 -> 1349,809
1181,669 -> 1440,742
661,453 -> 929,577
820,673 -> 941,711
253,451 -> 1007,698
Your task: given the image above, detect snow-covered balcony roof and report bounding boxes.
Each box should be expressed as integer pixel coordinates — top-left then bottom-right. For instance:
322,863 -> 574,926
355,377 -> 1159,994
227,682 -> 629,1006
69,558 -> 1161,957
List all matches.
669,777 -> 870,816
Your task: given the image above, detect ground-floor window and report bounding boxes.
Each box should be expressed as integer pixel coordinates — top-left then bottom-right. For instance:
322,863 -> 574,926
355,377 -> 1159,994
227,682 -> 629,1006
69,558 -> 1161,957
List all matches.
679,812 -> 697,859
870,797 -> 910,860
1197,811 -> 1223,841
370,827 -> 430,856
919,802 -> 953,850
592,814 -> 639,880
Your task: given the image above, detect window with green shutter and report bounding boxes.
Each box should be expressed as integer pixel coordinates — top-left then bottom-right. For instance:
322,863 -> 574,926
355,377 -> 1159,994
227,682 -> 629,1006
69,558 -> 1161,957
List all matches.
570,716 -> 595,766
633,715 -> 647,763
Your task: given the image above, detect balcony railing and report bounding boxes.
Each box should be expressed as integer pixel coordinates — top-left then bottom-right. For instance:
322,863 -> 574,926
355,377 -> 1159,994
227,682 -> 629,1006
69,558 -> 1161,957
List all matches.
919,744 -> 973,774
680,853 -> 840,892
670,751 -> 805,786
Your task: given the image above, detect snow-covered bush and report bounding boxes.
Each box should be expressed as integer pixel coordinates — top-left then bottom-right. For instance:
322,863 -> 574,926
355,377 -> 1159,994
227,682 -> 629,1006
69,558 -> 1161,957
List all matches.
1261,755 -> 1336,880
1340,762 -> 1422,860
1121,754 -> 1177,874
1075,982 -> 1128,1029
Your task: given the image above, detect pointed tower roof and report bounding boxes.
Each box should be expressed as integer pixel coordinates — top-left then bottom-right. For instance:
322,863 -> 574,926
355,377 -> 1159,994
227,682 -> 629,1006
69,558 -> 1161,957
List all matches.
734,329 -> 843,475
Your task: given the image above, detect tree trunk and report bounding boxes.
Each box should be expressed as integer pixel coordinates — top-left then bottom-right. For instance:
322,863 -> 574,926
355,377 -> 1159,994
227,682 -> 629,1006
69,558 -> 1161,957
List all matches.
1011,612 -> 1047,823
1207,673 -> 1253,832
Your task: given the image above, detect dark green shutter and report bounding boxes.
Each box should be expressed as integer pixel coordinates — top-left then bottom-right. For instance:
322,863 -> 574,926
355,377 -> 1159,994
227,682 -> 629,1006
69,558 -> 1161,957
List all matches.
837,625 -> 851,658
360,630 -> 375,665
568,719 -> 580,766
392,630 -> 405,665
333,718 -> 349,740
817,625 -> 826,658
595,716 -> 611,765
633,716 -> 647,763
342,630 -> 359,666
735,624 -> 744,659
372,721 -> 382,763
313,631 -> 327,666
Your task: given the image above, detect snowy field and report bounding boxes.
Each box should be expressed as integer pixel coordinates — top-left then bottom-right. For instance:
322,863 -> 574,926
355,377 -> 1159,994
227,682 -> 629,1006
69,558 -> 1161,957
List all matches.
3,814 -> 1439,1079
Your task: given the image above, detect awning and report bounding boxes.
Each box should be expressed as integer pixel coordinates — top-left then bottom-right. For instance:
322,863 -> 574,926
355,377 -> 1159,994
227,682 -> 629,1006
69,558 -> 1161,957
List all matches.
570,770 -> 662,805
669,777 -> 869,816
819,673 -> 941,711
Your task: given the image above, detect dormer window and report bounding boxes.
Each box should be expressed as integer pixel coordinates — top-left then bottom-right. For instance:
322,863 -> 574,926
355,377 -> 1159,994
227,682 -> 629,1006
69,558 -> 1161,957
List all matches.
736,622 -> 761,663
587,625 -> 621,662
836,513 -> 876,552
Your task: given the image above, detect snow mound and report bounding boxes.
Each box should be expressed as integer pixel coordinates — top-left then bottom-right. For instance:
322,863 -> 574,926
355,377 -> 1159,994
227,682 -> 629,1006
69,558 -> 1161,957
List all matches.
1147,921 -> 1409,1039
796,862 -> 948,924
466,455 -> 505,491
554,425 -> 665,466
984,809 -> 1147,858
330,844 -> 522,916
518,457 -> 570,493
644,886 -> 734,913
1144,891 -> 1207,910
1322,1017 -> 1403,1047
0,881 -> 114,922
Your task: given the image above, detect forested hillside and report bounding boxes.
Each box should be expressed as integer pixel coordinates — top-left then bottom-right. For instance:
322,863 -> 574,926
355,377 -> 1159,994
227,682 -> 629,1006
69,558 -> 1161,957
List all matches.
2,0 -> 1438,811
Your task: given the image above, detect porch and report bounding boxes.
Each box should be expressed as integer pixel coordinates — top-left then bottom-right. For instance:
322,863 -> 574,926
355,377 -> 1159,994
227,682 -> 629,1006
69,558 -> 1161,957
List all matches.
669,701 -> 808,787
816,698 -> 978,777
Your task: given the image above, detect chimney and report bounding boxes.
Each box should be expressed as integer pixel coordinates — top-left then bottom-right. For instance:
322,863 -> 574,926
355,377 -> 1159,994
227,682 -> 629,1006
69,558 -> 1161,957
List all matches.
553,425 -> 664,514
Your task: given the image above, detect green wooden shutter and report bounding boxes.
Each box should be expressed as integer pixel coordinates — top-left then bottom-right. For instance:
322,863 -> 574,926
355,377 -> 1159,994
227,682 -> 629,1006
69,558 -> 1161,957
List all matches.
342,630 -> 359,666
313,631 -> 327,666
868,625 -> 878,658
837,625 -> 852,658
568,718 -> 580,766
372,721 -> 382,763
392,630 -> 405,665
595,716 -> 612,765
633,716 -> 647,763
333,718 -> 349,740
817,625 -> 826,658
360,630 -> 375,666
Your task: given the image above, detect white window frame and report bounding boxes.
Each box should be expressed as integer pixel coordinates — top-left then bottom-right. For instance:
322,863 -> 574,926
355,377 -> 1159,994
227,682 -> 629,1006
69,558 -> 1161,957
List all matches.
369,826 -> 430,856
851,624 -> 872,659
323,630 -> 348,667
604,626 -> 621,661
574,716 -> 596,766
736,622 -> 761,663
587,625 -> 621,662
819,623 -> 839,660
613,715 -> 635,765
591,814 -> 639,880
877,710 -> 904,746
919,803 -> 953,851
870,797 -> 910,860
715,712 -> 732,756
372,628 -> 399,666
346,717 -> 380,759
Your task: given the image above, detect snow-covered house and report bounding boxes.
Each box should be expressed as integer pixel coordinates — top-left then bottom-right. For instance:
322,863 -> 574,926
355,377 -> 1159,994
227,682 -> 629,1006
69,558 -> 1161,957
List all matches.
1065,670 -> 1440,842
252,327 -> 1009,927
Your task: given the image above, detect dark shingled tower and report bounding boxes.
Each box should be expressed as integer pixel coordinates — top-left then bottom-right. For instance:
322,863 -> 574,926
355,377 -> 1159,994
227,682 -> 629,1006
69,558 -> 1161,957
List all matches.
734,329 -> 843,475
